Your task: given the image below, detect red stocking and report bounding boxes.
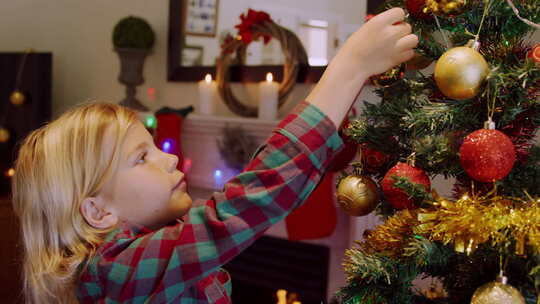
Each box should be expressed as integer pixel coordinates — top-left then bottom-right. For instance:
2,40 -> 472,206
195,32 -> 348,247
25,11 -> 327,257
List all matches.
285,109 -> 358,240
285,172 -> 337,240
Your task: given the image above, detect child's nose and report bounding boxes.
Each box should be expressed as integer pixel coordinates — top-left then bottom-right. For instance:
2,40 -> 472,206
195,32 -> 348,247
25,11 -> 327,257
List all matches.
166,153 -> 179,173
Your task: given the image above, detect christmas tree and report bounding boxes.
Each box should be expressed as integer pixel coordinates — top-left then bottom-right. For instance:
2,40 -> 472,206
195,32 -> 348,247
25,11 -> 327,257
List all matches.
336,0 -> 540,303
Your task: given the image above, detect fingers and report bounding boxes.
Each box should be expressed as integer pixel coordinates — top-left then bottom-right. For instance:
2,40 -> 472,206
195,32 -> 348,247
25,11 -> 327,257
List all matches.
394,34 -> 418,65
392,22 -> 412,37
396,49 -> 415,64
395,34 -> 419,53
373,7 -> 406,26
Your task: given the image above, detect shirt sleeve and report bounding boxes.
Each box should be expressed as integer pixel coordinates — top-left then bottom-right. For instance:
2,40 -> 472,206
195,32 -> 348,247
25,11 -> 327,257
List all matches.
77,100 -> 344,303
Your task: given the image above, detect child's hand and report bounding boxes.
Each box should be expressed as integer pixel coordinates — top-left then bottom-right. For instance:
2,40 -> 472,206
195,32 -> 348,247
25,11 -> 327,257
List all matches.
338,7 -> 418,78
306,7 -> 418,127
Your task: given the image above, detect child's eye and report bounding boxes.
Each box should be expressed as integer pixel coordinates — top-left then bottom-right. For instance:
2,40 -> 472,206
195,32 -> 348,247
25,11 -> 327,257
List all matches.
136,152 -> 147,165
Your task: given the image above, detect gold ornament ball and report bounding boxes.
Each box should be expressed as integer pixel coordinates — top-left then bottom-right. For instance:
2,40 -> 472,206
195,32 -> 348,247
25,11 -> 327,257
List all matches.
471,280 -> 525,304
337,175 -> 379,216
434,46 -> 489,100
0,127 -> 10,143
10,90 -> 26,106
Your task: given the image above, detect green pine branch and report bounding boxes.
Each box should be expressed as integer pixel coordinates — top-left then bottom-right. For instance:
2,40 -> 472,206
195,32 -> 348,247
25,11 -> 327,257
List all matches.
500,146 -> 540,197
392,176 -> 433,206
343,248 -> 394,284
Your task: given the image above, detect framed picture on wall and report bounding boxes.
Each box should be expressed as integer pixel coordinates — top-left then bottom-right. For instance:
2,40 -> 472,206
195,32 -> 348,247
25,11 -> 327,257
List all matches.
183,0 -> 219,37
181,45 -> 204,66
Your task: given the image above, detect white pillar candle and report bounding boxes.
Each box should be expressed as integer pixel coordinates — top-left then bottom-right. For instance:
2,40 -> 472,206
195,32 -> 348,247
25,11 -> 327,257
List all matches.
258,72 -> 279,120
198,74 -> 217,115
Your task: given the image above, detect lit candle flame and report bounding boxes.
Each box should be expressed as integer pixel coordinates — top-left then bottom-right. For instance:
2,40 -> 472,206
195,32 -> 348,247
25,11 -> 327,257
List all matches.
266,72 -> 273,82
205,74 -> 212,83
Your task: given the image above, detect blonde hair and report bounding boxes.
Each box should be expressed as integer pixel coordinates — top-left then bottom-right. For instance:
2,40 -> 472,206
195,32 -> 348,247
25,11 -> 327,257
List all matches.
11,102 -> 138,303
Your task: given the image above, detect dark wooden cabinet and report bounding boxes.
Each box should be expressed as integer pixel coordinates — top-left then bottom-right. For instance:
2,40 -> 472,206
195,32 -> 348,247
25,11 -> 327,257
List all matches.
0,196 -> 23,303
0,52 -> 52,195
0,52 -> 51,303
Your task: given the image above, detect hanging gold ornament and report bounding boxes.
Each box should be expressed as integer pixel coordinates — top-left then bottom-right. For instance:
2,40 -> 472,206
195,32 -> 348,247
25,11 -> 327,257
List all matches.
434,40 -> 489,100
471,275 -> 525,304
10,90 -> 26,106
336,174 -> 380,216
0,127 -> 10,143
423,0 -> 468,17
11,50 -> 33,106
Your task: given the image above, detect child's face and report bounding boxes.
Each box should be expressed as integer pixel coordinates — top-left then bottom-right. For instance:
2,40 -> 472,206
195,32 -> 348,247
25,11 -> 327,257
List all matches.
99,121 -> 192,230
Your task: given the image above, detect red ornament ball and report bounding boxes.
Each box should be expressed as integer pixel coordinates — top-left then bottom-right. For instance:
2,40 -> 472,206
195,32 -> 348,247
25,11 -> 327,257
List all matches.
459,129 -> 516,182
406,0 -> 433,20
528,43 -> 540,65
381,162 -> 431,209
360,143 -> 389,172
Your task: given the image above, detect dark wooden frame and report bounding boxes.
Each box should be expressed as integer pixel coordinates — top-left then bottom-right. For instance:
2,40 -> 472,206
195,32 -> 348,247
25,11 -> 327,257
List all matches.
167,0 -> 325,83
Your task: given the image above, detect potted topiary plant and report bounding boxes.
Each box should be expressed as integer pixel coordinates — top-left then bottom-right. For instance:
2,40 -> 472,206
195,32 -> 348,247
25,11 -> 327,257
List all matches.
113,16 -> 155,111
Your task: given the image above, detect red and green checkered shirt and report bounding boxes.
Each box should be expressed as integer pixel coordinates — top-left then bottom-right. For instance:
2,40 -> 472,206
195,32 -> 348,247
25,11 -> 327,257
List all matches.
76,101 -> 344,303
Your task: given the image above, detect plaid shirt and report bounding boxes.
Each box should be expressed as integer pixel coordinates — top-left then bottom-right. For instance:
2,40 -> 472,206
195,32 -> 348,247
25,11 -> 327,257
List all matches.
76,101 -> 343,303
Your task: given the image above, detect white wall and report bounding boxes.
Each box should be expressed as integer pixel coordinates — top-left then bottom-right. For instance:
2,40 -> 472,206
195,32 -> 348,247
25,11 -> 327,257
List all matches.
531,30 -> 540,43
1,0 -> 166,115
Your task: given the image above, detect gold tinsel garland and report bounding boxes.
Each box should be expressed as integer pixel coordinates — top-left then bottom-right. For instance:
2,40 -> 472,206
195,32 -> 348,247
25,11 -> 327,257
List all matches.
417,191 -> 540,255
361,209 -> 419,258
356,190 -> 540,257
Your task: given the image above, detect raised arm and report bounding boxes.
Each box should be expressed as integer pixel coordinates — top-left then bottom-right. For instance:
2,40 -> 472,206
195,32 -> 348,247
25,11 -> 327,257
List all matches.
307,7 -> 418,127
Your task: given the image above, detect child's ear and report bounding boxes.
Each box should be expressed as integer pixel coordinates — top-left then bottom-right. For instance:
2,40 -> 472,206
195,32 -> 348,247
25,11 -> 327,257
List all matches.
80,197 -> 118,229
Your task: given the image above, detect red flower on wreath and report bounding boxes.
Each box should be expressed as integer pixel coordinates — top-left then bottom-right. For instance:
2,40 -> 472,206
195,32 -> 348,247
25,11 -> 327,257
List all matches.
220,33 -> 237,54
235,9 -> 273,44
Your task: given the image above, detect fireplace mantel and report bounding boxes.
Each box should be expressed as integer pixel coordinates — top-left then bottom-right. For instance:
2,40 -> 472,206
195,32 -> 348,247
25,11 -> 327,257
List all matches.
181,114 -> 279,190
183,114 -> 279,139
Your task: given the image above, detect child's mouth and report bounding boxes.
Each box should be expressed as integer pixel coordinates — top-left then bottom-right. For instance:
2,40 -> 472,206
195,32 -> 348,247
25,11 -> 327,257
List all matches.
173,178 -> 186,191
